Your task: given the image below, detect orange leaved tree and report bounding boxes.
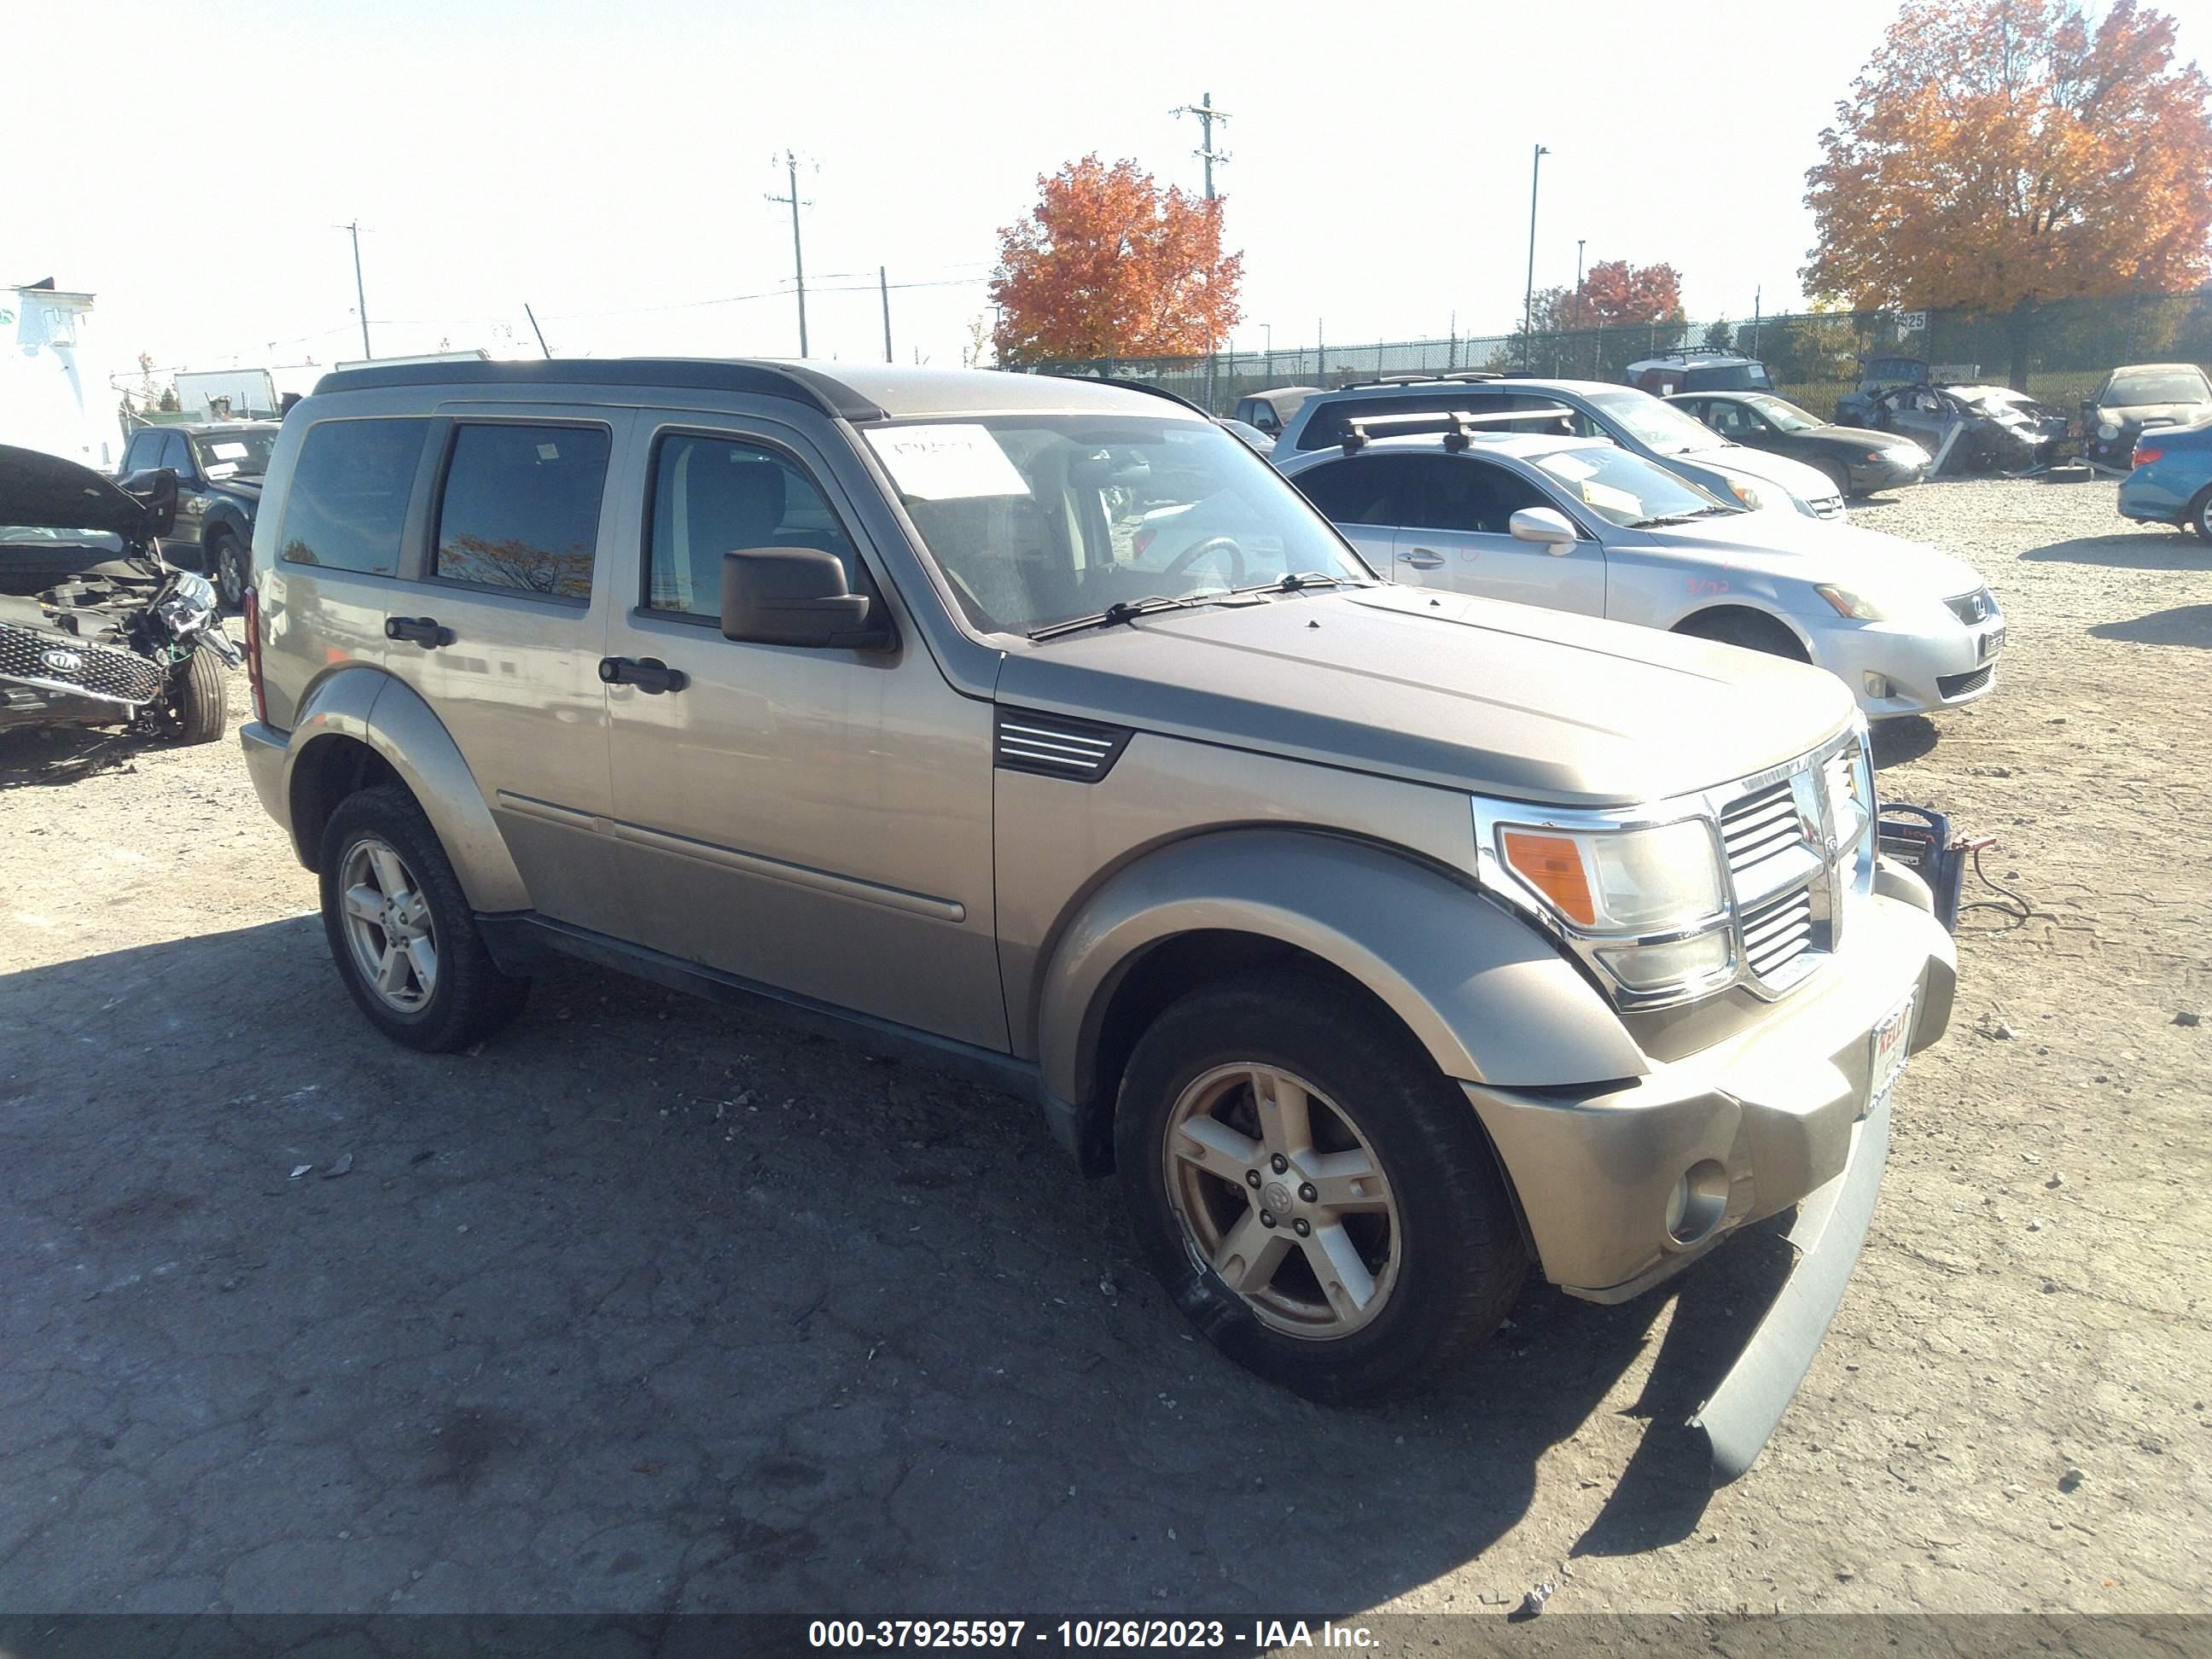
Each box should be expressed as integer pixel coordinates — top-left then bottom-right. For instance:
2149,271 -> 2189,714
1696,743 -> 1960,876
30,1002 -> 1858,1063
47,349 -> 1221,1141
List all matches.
1804,0 -> 2212,387
989,155 -> 1243,364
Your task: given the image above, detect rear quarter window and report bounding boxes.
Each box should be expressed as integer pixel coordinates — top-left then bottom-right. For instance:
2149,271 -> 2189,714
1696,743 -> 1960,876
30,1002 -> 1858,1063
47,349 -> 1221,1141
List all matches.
278,418 -> 430,576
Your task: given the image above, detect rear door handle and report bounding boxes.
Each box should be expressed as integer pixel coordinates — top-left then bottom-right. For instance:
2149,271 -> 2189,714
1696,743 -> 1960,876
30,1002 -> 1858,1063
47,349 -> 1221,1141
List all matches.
385,615 -> 452,647
1400,549 -> 1446,569
597,655 -> 687,695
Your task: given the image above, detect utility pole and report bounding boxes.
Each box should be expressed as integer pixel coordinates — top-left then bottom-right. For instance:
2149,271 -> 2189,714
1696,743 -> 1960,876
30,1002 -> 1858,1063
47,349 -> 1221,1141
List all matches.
879,267 -> 893,364
1522,144 -> 1549,370
1752,286 -> 1762,357
1171,91 -> 1231,201
344,221 -> 371,359
766,151 -> 812,358
1573,238 -> 1586,329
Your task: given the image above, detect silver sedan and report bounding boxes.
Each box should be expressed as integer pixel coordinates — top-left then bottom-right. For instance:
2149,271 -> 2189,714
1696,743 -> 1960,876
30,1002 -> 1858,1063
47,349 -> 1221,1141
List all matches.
1274,429 -> 2005,719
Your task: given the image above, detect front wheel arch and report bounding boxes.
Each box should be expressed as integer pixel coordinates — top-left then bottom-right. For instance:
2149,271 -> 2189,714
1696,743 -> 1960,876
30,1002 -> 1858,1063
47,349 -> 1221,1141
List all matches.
1673,604 -> 1813,662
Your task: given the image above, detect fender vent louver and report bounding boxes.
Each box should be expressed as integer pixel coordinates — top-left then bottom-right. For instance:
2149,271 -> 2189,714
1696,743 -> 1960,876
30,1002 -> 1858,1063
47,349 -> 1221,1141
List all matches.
994,707 -> 1132,783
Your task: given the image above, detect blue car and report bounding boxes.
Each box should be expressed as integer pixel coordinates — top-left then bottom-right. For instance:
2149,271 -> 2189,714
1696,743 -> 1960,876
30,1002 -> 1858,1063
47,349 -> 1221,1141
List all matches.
2118,418 -> 2212,540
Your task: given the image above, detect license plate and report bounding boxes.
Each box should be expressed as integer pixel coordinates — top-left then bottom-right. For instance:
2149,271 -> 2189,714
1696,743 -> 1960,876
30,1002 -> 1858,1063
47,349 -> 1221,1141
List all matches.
1978,624 -> 2005,661
1868,992 -> 1915,1114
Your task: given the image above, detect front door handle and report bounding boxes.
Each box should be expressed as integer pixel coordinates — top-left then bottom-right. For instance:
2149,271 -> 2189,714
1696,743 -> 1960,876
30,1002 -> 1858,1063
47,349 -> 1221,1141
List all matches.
597,655 -> 687,695
385,615 -> 452,647
1400,549 -> 1446,569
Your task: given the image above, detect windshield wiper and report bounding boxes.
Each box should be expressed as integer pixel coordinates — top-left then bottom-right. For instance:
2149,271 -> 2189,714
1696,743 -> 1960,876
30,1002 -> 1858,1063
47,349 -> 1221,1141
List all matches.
1231,569 -> 1360,596
1027,593 -> 1225,641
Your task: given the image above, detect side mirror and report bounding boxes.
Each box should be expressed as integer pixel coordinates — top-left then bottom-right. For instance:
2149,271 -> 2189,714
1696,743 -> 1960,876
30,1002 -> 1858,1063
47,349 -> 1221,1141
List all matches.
720,547 -> 891,649
118,466 -> 179,538
1509,506 -> 1579,552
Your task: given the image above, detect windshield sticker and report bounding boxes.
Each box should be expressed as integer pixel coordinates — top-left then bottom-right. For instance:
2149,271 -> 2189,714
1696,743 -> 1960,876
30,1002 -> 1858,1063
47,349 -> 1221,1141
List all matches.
209,441 -> 249,460
1540,454 -> 1595,480
205,462 -> 240,480
536,442 -> 561,461
1579,481 -> 1643,516
866,425 -> 1030,500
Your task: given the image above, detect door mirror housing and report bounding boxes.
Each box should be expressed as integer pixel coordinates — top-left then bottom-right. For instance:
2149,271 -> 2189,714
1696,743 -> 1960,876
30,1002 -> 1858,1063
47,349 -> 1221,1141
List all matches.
719,547 -> 892,649
1508,506 -> 1578,552
117,467 -> 179,539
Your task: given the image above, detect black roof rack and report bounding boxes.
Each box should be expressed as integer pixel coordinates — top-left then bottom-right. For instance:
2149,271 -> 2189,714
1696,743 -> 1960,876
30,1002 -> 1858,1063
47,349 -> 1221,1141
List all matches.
1037,373 -> 1209,416
1628,346 -> 1751,364
309,358 -> 889,422
1339,402 -> 1572,454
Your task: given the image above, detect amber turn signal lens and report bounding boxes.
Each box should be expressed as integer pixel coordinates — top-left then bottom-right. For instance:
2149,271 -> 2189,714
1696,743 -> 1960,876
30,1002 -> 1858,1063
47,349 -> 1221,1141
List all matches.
1499,830 -> 1597,927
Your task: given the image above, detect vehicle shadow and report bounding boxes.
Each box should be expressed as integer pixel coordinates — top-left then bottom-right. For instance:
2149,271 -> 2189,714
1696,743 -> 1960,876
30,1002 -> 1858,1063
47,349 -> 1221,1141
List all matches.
0,919 -> 1810,1615
1869,715 -> 1938,770
0,724 -> 169,789
2018,532 -> 2204,569
2089,605 -> 2212,649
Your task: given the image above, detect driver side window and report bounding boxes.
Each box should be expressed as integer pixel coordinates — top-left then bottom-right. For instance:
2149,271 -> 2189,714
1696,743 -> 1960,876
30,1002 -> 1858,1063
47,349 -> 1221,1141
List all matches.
645,434 -> 860,619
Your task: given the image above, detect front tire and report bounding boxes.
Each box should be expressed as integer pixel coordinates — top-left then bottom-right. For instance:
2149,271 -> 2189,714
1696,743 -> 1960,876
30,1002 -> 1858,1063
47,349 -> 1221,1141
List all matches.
166,644 -> 229,746
1115,971 -> 1528,1403
318,786 -> 530,1052
209,531 -> 249,610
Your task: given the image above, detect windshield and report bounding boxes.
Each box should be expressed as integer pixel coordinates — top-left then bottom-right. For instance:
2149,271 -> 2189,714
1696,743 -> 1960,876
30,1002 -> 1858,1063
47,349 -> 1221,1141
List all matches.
2106,370 -> 2211,406
1585,387 -> 1729,456
0,524 -> 124,550
189,429 -> 277,480
1534,445 -> 1736,527
872,416 -> 1371,637
1738,393 -> 1822,432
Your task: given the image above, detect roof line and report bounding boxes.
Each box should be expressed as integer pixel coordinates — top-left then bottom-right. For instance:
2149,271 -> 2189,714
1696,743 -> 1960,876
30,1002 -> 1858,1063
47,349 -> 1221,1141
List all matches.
308,358 -> 889,421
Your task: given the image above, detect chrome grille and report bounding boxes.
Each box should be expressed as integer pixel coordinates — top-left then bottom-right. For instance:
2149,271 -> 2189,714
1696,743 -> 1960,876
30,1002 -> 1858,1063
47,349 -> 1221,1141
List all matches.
1809,494 -> 1847,519
993,707 -> 1131,782
1720,782 -> 1801,874
1741,887 -> 1813,978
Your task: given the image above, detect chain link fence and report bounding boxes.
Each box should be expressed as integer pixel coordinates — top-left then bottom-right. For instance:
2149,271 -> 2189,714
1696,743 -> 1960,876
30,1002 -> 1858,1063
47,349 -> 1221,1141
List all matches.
1027,288 -> 2212,418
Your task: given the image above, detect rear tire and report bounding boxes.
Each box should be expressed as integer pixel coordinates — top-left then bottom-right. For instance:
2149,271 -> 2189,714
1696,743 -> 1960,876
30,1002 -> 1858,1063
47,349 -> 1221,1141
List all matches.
2187,486 -> 2212,542
1674,608 -> 1812,661
166,644 -> 229,746
1115,970 -> 1528,1403
318,785 -> 530,1052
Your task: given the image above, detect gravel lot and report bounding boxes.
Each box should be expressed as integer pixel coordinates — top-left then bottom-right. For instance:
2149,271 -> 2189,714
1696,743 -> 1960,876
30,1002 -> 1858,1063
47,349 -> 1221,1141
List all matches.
2,474 -> 2208,1620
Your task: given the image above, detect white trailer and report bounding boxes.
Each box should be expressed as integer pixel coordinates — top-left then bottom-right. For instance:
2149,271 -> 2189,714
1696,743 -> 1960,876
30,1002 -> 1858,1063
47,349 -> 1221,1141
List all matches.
0,283 -> 124,472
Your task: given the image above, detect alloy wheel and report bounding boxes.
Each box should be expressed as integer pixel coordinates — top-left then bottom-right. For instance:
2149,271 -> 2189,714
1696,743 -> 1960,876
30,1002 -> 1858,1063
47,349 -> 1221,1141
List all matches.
337,835 -> 439,1013
1161,1063 -> 1402,1339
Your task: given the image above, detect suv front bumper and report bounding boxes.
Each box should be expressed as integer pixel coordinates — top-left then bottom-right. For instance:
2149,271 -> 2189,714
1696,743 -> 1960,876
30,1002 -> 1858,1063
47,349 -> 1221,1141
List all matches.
1464,890 -> 1953,1476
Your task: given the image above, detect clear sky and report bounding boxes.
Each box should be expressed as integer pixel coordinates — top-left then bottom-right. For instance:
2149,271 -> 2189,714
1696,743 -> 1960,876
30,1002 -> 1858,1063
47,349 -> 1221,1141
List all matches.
15,0 -> 2212,385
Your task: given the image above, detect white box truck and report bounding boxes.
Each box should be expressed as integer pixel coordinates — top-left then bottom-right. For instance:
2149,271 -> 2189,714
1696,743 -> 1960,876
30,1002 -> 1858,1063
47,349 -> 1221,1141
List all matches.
0,282 -> 124,473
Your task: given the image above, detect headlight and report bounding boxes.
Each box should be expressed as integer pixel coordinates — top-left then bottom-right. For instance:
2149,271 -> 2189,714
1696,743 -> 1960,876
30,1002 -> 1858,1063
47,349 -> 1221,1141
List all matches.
1816,583 -> 1885,621
1726,479 -> 1765,510
1498,818 -> 1724,932
2097,421 -> 2119,441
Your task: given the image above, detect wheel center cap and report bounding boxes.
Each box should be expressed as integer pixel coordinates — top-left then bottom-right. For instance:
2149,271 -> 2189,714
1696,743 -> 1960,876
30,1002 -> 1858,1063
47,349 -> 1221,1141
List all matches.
1263,1179 -> 1294,1216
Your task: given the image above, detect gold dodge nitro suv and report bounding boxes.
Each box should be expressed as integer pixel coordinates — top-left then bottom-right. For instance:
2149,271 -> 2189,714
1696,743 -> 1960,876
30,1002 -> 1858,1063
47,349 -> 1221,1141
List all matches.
237,360 -> 1957,1481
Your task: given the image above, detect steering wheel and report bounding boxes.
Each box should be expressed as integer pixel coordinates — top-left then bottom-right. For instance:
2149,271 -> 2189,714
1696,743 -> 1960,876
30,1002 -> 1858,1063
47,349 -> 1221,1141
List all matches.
1160,534 -> 1245,588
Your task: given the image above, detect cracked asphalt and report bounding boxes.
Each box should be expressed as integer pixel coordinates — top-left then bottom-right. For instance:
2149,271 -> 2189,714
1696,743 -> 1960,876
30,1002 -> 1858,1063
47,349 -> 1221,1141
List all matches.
1,476 -> 2208,1619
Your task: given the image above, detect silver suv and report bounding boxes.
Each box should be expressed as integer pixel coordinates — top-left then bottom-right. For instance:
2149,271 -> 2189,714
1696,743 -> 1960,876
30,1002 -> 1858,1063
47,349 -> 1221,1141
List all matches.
237,359 -> 1955,1478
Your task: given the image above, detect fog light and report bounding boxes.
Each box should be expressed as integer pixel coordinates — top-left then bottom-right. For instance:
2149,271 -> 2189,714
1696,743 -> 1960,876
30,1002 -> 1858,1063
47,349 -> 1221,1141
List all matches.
1863,672 -> 1894,699
1594,930 -> 1730,992
1666,1160 -> 1731,1245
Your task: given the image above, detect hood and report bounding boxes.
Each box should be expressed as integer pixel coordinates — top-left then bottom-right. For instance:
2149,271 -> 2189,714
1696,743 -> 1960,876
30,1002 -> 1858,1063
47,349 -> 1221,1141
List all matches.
995,585 -> 1855,809
1819,423 -> 1918,452
0,443 -> 157,539
2094,401 -> 2207,430
1639,512 -> 1988,600
1681,443 -> 1834,500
